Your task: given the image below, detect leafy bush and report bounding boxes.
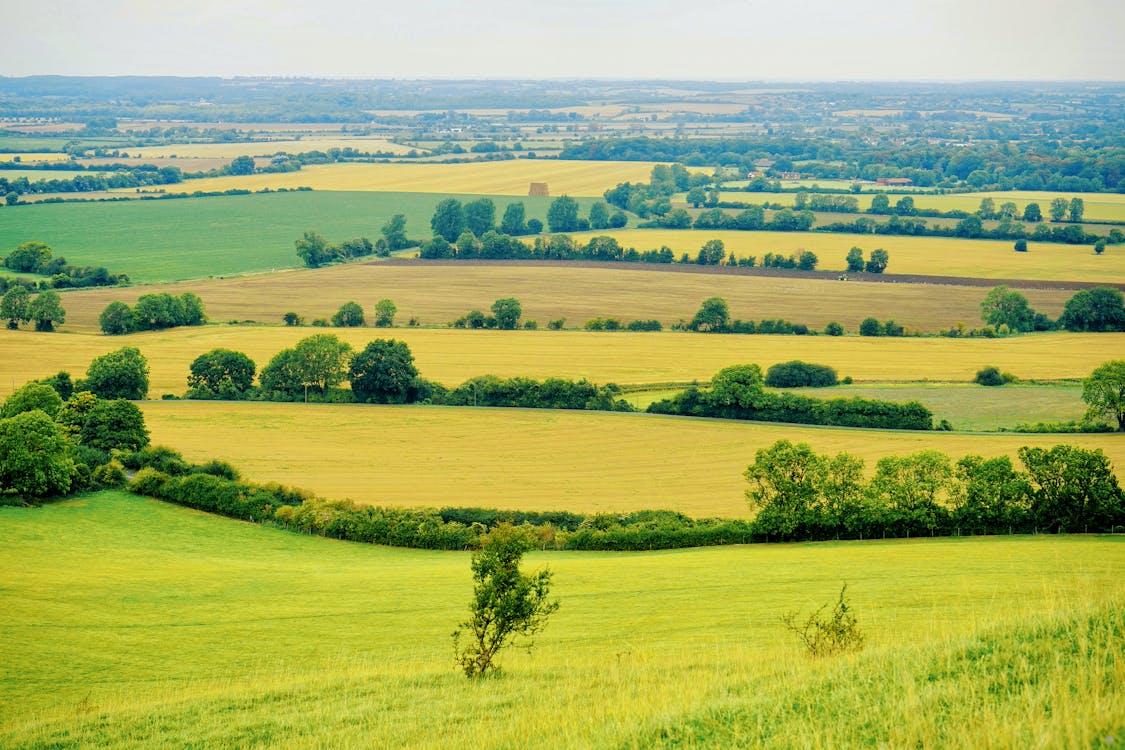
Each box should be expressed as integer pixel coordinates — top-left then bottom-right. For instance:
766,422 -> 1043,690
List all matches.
782,584 -> 865,657
765,361 -> 839,388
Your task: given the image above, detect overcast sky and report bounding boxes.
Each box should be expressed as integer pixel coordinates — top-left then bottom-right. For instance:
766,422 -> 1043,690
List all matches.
3,0 -> 1123,80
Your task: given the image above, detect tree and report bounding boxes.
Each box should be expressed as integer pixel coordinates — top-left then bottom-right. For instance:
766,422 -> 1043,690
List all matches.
696,239 -> 725,265
955,215 -> 984,238
84,346 -> 149,400
132,293 -> 182,330
4,241 -> 51,272
188,349 -> 256,399
1095,238 -> 1107,255
1019,445 -> 1125,532
1068,197 -> 1085,223
979,285 -> 1036,332
228,155 -> 255,175
686,186 -> 707,208
491,298 -> 523,330
709,364 -> 765,407
894,196 -> 916,216
500,202 -> 527,235
845,247 -> 864,272
80,399 -> 149,452
588,201 -> 610,229
381,214 -> 410,251
0,410 -> 74,499
1023,203 -> 1042,222
547,196 -> 580,233
179,293 -> 206,326
27,290 -> 65,332
374,298 -> 397,327
1,382 -> 63,419
282,312 -> 304,327
1050,197 -> 1068,222
864,249 -> 889,274
431,199 -> 466,242
1082,360 -> 1125,431
452,525 -> 558,678
1,286 -> 30,329
331,301 -> 366,327
859,317 -> 882,337
825,321 -> 844,336
295,230 -> 336,268
866,451 -> 954,534
690,296 -> 730,332
1059,287 -> 1125,332
745,440 -> 825,540
868,194 -> 890,214
349,339 -> 420,404
977,197 -> 996,219
294,334 -> 353,394
464,199 -> 496,237
4,192 -> 17,207
99,300 -> 135,335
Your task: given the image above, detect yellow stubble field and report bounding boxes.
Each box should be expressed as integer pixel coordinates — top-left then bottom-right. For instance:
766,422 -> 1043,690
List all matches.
54,262 -> 1077,334
148,159 -> 665,197
3,327 -> 1120,399
139,400 -> 1125,516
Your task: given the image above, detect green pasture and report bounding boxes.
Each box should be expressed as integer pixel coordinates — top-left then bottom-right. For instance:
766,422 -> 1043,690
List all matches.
778,382 -> 1087,432
0,169 -> 104,181
1,492 -> 1123,748
0,190 -> 598,283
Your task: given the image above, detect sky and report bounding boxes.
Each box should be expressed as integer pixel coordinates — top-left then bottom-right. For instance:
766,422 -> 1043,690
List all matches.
3,0 -> 1123,80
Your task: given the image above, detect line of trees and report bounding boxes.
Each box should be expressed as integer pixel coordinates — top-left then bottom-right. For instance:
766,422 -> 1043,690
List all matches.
979,285 -> 1125,334
648,365 -> 935,431
2,241 -> 127,289
99,293 -> 206,335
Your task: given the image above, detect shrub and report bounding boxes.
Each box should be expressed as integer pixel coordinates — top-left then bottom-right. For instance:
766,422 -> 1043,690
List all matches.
825,321 -> 844,336
858,317 -> 882,337
975,366 -> 1007,386
782,583 -> 865,657
765,361 -> 839,388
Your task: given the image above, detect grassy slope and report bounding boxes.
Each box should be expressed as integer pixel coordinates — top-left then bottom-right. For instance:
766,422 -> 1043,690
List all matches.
2,327 -> 1120,400
0,191 -> 598,283
138,401 -> 1125,515
1,493 -> 1122,748
54,261 -> 1077,334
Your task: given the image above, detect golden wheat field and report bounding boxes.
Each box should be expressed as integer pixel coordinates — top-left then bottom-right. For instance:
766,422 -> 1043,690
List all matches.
150,159 -> 667,197
3,326 -> 1120,399
732,190 -> 1125,223
125,138 -> 419,159
140,401 -> 1125,516
54,262 -> 1077,334
0,152 -> 72,163
573,229 -> 1125,282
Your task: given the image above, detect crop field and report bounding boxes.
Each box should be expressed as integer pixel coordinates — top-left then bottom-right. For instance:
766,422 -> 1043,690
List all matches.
125,138 -> 421,159
0,152 -> 73,163
0,168 -> 102,181
3,327 -> 1120,400
1,494 -> 1122,748
573,229 -> 1125,283
138,401 -> 1125,514
722,190 -> 1125,223
0,191 -> 597,282
54,262 -> 1077,334
154,159 -> 668,197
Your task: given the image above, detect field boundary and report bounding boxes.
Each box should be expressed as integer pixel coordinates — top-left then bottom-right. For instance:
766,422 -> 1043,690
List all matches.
372,258 -> 1123,292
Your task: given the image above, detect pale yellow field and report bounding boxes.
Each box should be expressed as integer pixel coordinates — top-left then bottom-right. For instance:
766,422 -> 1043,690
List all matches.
55,262 -> 1076,334
3,327 -> 1120,400
721,190 -> 1125,223
141,400 -> 1125,516
126,138 -> 419,159
573,229 -> 1125,282
150,159 -> 667,197
0,152 -> 72,163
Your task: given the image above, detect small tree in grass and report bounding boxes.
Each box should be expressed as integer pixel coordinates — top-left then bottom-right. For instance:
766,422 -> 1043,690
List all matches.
452,525 -> 559,678
782,583 -> 865,657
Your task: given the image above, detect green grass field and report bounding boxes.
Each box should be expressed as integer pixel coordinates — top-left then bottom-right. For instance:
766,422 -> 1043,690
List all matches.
138,401 -> 1125,516
1,493 -> 1122,748
0,191 -> 598,283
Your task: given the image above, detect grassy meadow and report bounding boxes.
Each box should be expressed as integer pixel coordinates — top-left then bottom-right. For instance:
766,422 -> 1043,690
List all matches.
54,262 -> 1078,334
1,493 -> 1122,748
571,229 -> 1125,283
2,327 -> 1120,400
0,190 -> 597,282
152,159 -> 663,197
138,401 -> 1125,515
